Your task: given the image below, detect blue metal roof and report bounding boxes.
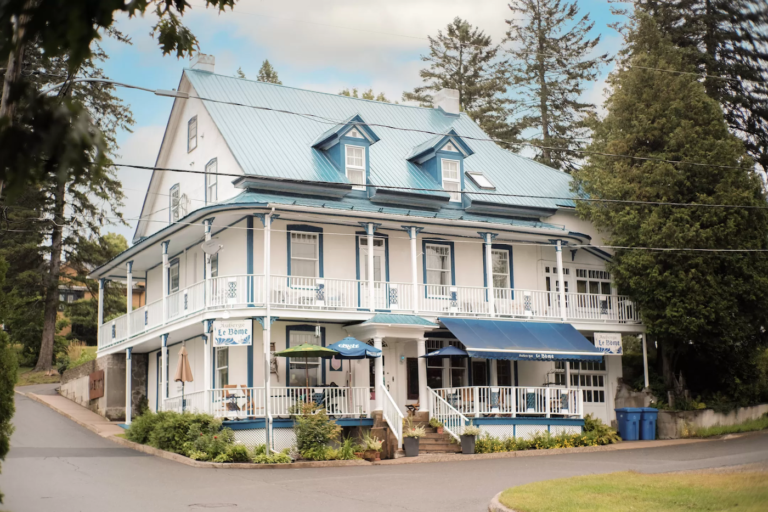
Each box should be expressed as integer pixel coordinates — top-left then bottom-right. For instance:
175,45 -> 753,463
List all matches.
185,70 -> 576,211
221,190 -> 568,232
360,314 -> 438,327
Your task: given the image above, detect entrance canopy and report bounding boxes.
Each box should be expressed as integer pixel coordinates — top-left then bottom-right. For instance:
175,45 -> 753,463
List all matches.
439,318 -> 603,362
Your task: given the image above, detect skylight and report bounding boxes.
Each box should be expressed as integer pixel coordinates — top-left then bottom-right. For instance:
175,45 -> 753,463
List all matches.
466,171 -> 495,190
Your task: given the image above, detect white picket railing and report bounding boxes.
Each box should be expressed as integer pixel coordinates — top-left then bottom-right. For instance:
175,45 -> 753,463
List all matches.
428,387 -> 469,441
129,305 -> 147,335
208,274 -> 264,309
270,275 -> 361,311
359,281 -> 414,311
211,387 -> 266,419
381,385 -> 403,448
163,389 -> 208,414
432,386 -> 584,418
145,298 -> 164,330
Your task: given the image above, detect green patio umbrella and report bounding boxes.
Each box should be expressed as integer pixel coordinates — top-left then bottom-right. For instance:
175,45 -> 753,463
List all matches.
273,343 -> 339,404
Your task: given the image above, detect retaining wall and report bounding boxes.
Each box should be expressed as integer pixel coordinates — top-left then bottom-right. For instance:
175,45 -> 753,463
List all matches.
657,403 -> 768,439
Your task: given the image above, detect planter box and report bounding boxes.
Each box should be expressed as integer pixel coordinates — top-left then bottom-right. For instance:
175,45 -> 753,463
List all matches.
461,434 -> 476,454
403,437 -> 419,457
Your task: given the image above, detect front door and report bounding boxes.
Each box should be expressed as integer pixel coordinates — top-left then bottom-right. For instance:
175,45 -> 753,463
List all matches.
359,237 -> 386,309
406,358 -> 419,400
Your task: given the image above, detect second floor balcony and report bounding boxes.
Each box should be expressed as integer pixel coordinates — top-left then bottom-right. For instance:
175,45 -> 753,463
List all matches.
99,273 -> 642,350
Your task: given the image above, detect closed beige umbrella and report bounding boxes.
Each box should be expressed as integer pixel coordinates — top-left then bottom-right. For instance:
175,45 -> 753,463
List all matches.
174,344 -> 194,412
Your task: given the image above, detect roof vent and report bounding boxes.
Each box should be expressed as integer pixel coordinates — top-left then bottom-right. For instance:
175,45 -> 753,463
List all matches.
190,53 -> 215,73
433,89 -> 460,115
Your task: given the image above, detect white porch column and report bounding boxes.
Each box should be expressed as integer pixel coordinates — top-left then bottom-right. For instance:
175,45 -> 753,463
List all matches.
125,347 -> 133,425
258,212 -> 278,452
161,241 -> 170,324
641,333 -> 650,389
490,360 -> 498,386
555,240 -> 567,322
366,223 -> 376,312
203,322 -> 212,394
204,219 -> 213,307
402,226 -> 422,314
373,337 -> 383,411
480,232 -> 497,317
565,361 -> 572,390
97,278 -> 106,328
416,338 -> 428,412
126,261 -> 133,337
160,334 -> 169,408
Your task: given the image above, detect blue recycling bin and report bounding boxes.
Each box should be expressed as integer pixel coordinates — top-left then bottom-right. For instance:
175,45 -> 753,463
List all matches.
615,407 -> 642,441
639,407 -> 658,440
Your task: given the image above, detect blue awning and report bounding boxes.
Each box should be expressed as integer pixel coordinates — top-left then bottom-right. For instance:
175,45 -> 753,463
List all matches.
439,319 -> 603,362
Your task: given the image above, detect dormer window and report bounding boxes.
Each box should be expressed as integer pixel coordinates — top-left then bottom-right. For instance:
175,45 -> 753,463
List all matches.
188,116 -> 197,152
345,145 -> 366,190
441,159 -> 461,202
466,171 -> 495,190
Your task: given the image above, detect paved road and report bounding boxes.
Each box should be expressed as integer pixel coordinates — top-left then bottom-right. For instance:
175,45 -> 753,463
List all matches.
3,390 -> 768,512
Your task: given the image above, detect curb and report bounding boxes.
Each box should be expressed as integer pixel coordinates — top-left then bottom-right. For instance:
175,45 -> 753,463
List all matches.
488,492 -> 514,512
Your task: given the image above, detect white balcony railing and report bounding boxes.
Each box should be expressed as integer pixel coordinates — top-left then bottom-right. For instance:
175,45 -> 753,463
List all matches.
163,390 -> 209,414
428,387 -> 469,441
98,273 -> 641,349
432,386 -> 583,418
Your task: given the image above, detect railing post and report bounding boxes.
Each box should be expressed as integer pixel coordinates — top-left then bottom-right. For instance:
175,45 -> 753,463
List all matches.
161,241 -> 170,325
545,387 -> 550,418
555,240 -> 567,322
511,387 -> 516,418
416,338 -> 428,413
473,386 -> 479,417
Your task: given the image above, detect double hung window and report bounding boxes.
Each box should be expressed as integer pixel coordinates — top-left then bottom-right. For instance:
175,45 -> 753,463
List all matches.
188,116 -> 197,152
491,249 -> 510,288
441,159 -> 461,202
345,145 -> 365,190
169,261 -> 180,293
290,232 -> 319,278
169,184 -> 180,223
206,159 -> 218,203
288,330 -> 321,387
569,360 -> 606,403
216,347 -> 229,387
426,244 -> 452,287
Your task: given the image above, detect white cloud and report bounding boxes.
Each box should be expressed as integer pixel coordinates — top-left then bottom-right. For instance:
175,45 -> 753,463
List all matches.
106,125 -> 165,242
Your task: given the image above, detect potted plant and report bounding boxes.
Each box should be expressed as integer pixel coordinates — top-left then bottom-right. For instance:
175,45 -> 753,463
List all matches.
403,419 -> 426,457
362,433 -> 383,461
461,424 -> 481,454
429,417 -> 444,434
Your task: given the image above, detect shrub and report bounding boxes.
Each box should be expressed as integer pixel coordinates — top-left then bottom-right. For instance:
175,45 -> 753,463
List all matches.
252,444 -> 293,464
182,426 -> 235,461
428,417 -> 443,429
583,414 -> 621,445
124,411 -> 162,445
293,403 -> 341,453
227,444 -> 251,463
337,436 -> 362,460
147,412 -> 221,454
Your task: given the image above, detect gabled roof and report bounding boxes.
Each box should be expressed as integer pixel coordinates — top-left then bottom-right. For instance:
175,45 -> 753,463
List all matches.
312,114 -> 380,149
406,129 -> 474,162
184,69 -> 576,211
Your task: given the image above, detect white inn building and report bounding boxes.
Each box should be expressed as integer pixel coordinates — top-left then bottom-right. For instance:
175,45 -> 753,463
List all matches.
89,54 -> 646,453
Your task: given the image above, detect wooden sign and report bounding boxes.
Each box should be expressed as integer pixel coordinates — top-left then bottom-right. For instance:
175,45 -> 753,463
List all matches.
89,370 -> 105,400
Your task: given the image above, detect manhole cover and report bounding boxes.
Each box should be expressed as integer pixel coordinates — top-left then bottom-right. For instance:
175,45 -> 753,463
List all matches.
189,504 -> 237,509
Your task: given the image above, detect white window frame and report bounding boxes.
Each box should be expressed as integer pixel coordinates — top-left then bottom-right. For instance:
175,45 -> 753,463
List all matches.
288,330 -> 322,387
169,184 -> 180,223
210,253 -> 219,278
188,116 -> 197,152
345,145 -> 366,191
425,243 -> 452,293
216,347 -> 229,387
289,232 -> 319,279
568,360 -> 607,403
441,159 -> 461,202
491,249 -> 510,289
205,159 -> 218,203
168,260 -> 180,294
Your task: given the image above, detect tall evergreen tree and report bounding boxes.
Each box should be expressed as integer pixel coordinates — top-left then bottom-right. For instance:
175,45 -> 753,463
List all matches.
235,67 -> 246,79
1,43 -> 133,372
505,0 -> 610,171
624,1 -> 768,172
339,88 -> 390,102
0,257 -> 18,504
403,17 -> 516,143
257,59 -> 282,84
572,14 -> 768,400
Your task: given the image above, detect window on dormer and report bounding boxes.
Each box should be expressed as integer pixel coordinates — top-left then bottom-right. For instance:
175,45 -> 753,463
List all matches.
345,145 -> 366,191
443,141 -> 458,152
347,128 -> 363,138
441,159 -> 461,202
188,117 -> 197,152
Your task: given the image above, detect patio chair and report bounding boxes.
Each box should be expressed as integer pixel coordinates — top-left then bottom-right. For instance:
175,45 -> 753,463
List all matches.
405,402 -> 420,415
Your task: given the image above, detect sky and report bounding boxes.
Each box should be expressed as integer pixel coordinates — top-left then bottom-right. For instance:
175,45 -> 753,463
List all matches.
100,0 -> 624,243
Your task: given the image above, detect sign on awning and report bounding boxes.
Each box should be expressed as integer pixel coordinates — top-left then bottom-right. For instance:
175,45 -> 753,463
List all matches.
594,332 -> 623,355
213,319 -> 252,346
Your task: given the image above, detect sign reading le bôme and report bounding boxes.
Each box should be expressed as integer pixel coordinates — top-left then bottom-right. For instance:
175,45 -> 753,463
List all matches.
594,332 -> 623,355
213,319 -> 252,347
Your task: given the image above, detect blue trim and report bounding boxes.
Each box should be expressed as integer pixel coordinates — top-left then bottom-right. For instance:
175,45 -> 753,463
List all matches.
470,417 -> 584,426
247,216 -> 254,304
222,417 -> 373,430
286,224 -> 324,278
285,325 -> 326,386
422,239 -> 456,286
482,243 -> 514,300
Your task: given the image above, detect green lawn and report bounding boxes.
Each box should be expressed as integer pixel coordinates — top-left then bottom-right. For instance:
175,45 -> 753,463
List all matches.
692,415 -> 768,438
16,366 -> 60,387
499,471 -> 768,512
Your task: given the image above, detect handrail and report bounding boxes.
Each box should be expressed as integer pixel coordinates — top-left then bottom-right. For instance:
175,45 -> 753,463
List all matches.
381,385 -> 404,448
428,387 -> 469,441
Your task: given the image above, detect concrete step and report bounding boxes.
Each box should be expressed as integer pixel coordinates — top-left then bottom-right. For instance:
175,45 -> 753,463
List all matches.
420,446 -> 462,454
419,436 -> 458,445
